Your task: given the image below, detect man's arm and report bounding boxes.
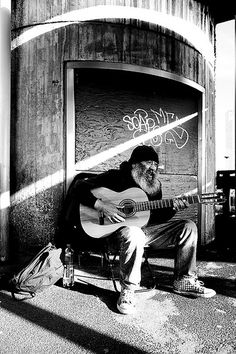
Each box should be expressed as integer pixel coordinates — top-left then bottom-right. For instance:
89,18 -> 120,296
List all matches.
74,176 -> 100,208
74,171 -> 126,223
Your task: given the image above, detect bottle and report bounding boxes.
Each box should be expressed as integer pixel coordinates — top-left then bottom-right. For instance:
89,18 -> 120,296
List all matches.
63,244 -> 75,288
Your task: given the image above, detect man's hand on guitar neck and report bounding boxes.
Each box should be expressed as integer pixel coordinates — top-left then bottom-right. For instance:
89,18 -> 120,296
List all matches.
173,197 -> 189,211
94,199 -> 126,223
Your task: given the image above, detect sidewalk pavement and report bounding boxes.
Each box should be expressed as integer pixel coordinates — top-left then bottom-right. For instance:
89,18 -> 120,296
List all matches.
0,248 -> 236,354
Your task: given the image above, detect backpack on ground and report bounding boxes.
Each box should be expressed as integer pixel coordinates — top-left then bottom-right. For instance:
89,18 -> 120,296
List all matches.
9,242 -> 64,299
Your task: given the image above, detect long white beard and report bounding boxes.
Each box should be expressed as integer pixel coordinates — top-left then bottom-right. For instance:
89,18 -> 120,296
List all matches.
131,163 -> 161,197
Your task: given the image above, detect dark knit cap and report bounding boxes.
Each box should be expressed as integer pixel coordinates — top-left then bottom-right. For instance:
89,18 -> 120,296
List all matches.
129,145 -> 159,165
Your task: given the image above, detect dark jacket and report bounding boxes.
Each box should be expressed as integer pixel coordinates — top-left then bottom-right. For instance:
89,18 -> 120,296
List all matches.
62,161 -> 176,227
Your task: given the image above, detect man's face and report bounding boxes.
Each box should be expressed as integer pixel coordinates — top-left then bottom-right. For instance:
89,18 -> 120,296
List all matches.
131,160 -> 160,196
139,160 -> 159,181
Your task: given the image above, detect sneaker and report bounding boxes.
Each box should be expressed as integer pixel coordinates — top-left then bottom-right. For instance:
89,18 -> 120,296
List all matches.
173,277 -> 216,298
117,288 -> 136,314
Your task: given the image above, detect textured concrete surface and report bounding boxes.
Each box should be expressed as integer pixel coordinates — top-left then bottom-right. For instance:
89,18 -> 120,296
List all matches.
0,251 -> 236,354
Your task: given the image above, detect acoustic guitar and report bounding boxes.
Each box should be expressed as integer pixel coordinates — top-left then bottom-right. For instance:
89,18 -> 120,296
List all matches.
80,187 -> 225,238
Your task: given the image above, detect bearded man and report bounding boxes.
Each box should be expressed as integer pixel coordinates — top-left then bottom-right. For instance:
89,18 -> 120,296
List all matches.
64,145 -> 216,315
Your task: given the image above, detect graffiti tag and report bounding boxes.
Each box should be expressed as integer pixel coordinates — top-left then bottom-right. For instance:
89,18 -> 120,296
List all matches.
123,108 -> 189,149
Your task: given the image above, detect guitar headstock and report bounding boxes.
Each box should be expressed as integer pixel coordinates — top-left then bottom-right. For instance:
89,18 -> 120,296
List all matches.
200,190 -> 227,205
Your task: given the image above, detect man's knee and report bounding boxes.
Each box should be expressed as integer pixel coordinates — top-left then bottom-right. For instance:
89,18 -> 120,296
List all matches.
184,219 -> 197,231
182,219 -> 198,242
121,226 -> 146,246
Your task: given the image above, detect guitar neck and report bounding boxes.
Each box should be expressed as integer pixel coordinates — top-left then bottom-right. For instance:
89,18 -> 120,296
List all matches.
135,195 -> 200,212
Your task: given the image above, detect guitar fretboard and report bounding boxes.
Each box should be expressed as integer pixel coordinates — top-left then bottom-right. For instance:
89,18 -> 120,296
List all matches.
134,195 -> 200,212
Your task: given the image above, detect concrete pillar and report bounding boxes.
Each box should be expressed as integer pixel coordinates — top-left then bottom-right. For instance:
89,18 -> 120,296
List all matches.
0,0 -> 11,262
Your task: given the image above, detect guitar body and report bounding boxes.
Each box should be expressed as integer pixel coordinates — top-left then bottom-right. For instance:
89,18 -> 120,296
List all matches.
80,187 -> 150,238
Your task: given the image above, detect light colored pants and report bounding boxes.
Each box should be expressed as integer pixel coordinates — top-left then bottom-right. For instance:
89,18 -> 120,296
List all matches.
108,219 -> 198,290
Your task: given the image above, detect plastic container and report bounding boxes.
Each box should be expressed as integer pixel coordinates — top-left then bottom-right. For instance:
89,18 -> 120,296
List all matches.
62,244 -> 75,288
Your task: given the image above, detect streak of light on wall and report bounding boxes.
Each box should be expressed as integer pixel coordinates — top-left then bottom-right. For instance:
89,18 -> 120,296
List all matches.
11,5 -> 214,66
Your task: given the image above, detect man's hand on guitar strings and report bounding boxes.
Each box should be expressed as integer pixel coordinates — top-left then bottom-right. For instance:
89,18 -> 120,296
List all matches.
173,197 -> 189,211
94,199 -> 126,223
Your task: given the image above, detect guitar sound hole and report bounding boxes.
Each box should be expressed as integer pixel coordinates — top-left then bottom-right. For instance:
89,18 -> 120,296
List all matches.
119,199 -> 135,218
